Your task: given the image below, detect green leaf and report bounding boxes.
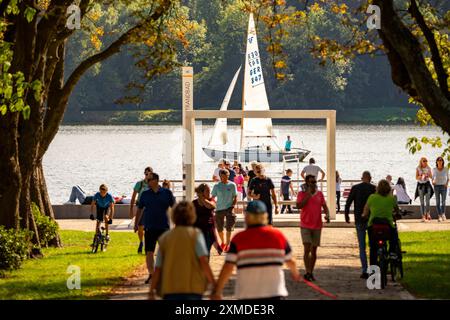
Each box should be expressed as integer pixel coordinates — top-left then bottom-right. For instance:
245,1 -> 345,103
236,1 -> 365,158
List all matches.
0,105 -> 7,116
22,105 -> 30,120
24,7 -> 37,23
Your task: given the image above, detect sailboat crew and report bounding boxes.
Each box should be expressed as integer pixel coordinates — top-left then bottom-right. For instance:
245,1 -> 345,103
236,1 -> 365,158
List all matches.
285,136 -> 292,152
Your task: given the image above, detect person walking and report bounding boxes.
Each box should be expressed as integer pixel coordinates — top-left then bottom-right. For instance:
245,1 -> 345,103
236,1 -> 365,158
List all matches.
135,173 -> 176,284
224,160 -> 236,182
433,156 -> 449,222
301,158 -> 326,182
336,171 -> 342,213
297,175 -> 330,281
129,166 -> 153,254
211,200 -> 300,300
344,171 -> 376,279
247,161 -> 258,183
233,166 -> 245,213
393,177 -> 412,205
415,157 -> 434,222
211,169 -> 237,252
212,159 -> 225,182
362,179 -> 400,266
248,163 -> 279,225
193,183 -> 217,258
280,169 -> 295,214
149,201 -> 215,300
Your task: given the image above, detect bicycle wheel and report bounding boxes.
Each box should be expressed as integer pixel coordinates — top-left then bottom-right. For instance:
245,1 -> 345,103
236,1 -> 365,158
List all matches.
377,250 -> 388,289
92,234 -> 100,253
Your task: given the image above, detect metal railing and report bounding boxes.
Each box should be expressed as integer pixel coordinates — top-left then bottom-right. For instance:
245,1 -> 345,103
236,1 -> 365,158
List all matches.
166,179 -> 361,210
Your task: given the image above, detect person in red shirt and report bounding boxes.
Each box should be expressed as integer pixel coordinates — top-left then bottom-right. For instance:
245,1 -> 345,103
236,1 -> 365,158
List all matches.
296,175 -> 330,282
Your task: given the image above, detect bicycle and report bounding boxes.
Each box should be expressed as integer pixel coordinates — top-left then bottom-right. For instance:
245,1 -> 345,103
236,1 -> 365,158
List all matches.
90,214 -> 111,253
371,210 -> 409,288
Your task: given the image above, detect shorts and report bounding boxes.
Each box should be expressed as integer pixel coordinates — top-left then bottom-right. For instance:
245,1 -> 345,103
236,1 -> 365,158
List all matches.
144,228 -> 168,253
301,228 -> 322,247
96,206 -> 110,222
215,208 -> 236,232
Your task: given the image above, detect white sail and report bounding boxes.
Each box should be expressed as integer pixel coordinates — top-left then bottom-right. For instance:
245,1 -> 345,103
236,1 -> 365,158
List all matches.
241,13 -> 273,144
208,66 -> 242,146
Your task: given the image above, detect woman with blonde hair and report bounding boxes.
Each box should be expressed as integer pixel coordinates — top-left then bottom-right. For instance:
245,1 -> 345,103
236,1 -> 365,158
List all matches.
150,201 -> 215,300
414,157 -> 434,222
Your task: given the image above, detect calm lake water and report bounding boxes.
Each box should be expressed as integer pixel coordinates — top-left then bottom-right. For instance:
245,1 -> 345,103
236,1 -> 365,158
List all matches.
44,124 -> 446,204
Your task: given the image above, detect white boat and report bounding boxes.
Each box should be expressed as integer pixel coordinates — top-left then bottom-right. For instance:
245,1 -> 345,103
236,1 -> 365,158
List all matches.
202,13 -> 310,163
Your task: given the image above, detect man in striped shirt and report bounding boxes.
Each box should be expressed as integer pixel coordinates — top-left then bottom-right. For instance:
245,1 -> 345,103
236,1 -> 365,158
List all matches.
211,200 -> 300,300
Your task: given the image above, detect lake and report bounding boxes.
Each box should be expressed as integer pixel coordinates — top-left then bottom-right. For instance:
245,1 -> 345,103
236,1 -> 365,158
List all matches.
44,124 -> 446,204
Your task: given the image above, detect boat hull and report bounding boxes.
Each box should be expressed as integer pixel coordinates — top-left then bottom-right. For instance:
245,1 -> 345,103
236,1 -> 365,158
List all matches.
202,147 -> 310,163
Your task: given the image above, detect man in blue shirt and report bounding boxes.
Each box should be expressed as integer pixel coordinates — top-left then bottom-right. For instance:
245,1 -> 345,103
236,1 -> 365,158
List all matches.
284,136 -> 292,152
135,173 -> 175,284
90,184 -> 115,241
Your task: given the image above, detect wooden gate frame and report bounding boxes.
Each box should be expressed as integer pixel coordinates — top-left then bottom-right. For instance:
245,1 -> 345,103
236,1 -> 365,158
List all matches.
181,67 -> 337,219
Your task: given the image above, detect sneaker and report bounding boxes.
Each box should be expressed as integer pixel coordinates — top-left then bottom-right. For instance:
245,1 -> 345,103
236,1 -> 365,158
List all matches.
137,241 -> 143,254
438,216 -> 443,222
303,273 -> 312,282
421,216 -> 426,222
144,274 -> 152,284
427,213 -> 432,221
389,252 -> 398,260
310,273 -> 316,281
443,215 -> 447,221
105,234 -> 110,242
64,201 -> 76,205
360,272 -> 369,279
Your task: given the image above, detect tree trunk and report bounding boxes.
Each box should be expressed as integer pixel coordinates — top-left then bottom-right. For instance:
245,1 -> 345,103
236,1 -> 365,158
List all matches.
31,161 -> 61,247
0,112 -> 21,229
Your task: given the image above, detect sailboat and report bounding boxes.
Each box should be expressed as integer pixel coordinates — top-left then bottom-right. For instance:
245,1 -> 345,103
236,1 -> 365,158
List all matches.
202,13 -> 311,163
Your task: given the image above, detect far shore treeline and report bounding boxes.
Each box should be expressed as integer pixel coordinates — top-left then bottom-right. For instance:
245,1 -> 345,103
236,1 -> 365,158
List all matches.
64,0 -> 414,124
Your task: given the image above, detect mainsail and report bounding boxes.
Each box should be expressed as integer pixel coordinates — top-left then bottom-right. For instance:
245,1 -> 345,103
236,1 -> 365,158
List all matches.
241,13 -> 273,148
208,66 -> 242,146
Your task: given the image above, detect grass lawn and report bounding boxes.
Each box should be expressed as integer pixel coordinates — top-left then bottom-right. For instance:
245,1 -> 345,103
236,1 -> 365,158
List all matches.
400,230 -> 450,299
0,230 -> 144,300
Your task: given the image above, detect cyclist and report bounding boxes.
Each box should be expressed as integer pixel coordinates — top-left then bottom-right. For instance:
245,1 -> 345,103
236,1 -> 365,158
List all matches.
362,179 -> 400,267
91,184 -> 115,242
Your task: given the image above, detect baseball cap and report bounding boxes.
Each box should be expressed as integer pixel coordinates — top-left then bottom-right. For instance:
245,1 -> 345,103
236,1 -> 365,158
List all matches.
246,200 -> 267,214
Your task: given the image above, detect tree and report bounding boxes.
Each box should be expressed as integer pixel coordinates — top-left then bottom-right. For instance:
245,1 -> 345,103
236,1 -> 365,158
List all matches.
241,0 -> 449,161
0,0 -> 194,248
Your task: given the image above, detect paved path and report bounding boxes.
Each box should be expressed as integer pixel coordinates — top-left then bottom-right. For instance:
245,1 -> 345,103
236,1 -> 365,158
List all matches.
57,218 -> 450,300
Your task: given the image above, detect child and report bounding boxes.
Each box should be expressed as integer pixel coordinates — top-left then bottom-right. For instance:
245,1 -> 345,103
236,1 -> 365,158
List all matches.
212,200 -> 300,300
150,201 -> 215,300
280,169 -> 295,213
90,184 -> 115,241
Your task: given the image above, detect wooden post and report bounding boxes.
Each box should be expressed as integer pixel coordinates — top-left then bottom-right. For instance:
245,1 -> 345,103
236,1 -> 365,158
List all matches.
182,67 -> 195,201
326,111 -> 337,220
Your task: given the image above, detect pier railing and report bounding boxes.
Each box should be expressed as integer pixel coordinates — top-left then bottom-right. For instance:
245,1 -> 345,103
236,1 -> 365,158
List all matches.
167,179 -> 361,210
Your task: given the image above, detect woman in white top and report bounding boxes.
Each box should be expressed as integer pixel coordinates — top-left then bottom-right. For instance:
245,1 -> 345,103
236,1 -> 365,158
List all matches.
415,157 -> 434,222
393,177 -> 411,204
432,156 -> 449,222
